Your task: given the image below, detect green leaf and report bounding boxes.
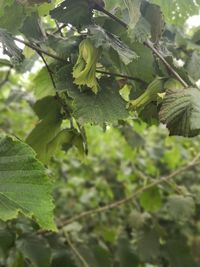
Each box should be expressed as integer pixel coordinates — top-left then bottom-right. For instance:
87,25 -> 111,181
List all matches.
149,0 -> 200,26
0,228 -> 15,255
9,251 -> 24,267
186,52 -> 200,81
123,41 -> 155,82
119,124 -> 144,149
67,77 -> 129,125
37,0 -> 57,16
136,228 -> 160,261
128,17 -> 151,43
139,187 -> 162,212
159,88 -> 200,137
123,0 -> 141,29
164,238 -> 199,267
50,0 -> 92,29
117,236 -> 139,267
26,96 -> 62,163
167,195 -> 195,222
46,129 -> 84,162
77,243 -> 112,267
0,0 -> 14,17
0,29 -> 24,62
163,146 -> 181,170
0,1 -> 25,33
20,12 -> 45,41
104,0 -> 124,10
51,250 -> 76,267
47,35 -> 80,58
89,25 -> 138,65
31,67 -> 55,99
0,135 -> 56,230
17,235 -> 51,267
141,2 -> 165,43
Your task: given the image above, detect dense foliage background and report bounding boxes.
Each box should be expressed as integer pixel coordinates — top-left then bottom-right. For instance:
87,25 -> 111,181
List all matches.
1,0 -> 200,266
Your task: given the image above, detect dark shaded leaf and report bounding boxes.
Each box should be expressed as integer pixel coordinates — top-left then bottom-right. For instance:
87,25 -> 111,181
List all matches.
50,0 -> 92,29
136,228 -> 160,261
20,12 -> 45,41
0,29 -> 24,62
17,235 -> 51,267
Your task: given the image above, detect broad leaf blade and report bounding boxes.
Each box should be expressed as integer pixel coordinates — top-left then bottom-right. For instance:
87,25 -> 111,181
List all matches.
167,195 -> 195,222
149,0 -> 200,26
50,0 -> 92,29
67,77 -> 129,125
89,25 -> 138,65
123,0 -> 141,29
0,135 -> 56,231
159,88 -> 200,137
17,235 -> 51,267
0,1 -> 25,33
0,29 -> 24,63
26,96 -> 62,163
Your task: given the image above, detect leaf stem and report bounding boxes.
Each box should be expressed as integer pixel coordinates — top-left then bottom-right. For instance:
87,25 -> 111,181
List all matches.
96,69 -> 145,83
94,4 -> 127,28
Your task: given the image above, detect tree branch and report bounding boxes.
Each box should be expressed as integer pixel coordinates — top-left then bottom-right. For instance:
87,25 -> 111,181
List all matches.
58,153 -> 200,227
94,3 -> 188,88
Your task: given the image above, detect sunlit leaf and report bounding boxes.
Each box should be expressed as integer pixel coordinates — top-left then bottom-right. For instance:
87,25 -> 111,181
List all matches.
0,135 -> 56,230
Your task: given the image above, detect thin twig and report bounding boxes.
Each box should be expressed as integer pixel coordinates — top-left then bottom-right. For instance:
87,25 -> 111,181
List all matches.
136,169 -> 186,195
94,3 -> 188,88
0,68 -> 11,88
77,122 -> 88,155
37,50 -> 56,89
53,23 -> 66,34
37,49 -> 71,119
96,69 -> 145,83
13,37 -> 66,63
58,154 -> 200,227
94,4 -> 127,28
64,233 -> 90,267
55,21 -> 64,37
